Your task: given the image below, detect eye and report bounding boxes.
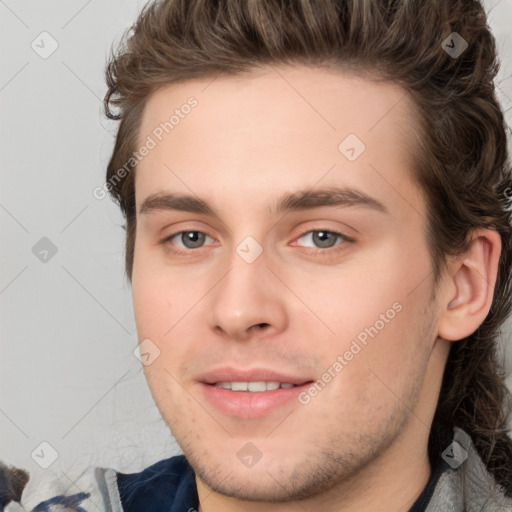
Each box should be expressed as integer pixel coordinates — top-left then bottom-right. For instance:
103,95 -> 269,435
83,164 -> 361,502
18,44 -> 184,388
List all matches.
161,228 -> 354,255
293,229 -> 353,252
163,231 -> 215,253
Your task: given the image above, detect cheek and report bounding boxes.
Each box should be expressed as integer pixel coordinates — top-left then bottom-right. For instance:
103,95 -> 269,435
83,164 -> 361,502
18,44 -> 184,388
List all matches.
315,240 -> 429,336
131,271 -> 165,338
131,256 -> 205,381
132,244 -> 190,337
308,240 -> 433,383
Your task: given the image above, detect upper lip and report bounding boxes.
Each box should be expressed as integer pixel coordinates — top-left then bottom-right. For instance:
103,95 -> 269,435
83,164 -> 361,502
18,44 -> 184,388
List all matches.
199,367 -> 314,385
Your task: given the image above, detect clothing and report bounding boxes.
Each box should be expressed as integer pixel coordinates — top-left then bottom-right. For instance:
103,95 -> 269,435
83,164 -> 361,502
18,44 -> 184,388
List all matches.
2,427 -> 511,511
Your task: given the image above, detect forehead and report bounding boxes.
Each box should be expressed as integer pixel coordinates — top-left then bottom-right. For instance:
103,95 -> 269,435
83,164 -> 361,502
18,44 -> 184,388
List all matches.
135,65 -> 423,214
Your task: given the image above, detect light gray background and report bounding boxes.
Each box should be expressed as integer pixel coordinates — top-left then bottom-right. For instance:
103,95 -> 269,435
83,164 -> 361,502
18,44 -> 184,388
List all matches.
1,0 -> 512,484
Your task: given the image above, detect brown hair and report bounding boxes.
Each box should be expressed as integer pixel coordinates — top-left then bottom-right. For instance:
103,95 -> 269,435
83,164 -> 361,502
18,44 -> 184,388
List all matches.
103,0 -> 512,494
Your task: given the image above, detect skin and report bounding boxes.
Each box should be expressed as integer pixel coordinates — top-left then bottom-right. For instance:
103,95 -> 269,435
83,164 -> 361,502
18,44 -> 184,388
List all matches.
131,65 -> 501,512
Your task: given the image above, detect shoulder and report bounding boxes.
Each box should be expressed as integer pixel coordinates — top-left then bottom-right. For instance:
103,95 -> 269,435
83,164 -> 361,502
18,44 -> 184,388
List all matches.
116,455 -> 198,511
1,455 -> 197,512
1,460 -> 123,512
426,427 -> 512,512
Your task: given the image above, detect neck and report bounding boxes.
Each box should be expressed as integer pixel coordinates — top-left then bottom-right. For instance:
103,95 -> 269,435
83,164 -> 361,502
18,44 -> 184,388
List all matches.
196,423 -> 432,512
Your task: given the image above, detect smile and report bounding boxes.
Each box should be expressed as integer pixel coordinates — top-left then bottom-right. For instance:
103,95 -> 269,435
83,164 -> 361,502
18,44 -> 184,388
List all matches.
212,381 -> 298,391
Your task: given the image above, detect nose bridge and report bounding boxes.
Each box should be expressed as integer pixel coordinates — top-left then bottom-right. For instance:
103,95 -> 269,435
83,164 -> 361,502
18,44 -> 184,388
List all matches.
207,237 -> 287,340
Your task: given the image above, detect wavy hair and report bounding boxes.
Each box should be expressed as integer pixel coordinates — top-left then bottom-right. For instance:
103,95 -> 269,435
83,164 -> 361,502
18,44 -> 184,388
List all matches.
103,0 -> 512,494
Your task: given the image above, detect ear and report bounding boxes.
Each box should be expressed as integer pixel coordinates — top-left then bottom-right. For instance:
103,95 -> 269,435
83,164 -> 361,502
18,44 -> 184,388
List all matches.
437,228 -> 502,341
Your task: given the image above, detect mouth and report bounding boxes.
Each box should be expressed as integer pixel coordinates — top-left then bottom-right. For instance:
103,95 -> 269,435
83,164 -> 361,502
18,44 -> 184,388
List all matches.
198,368 -> 314,418
210,381 -> 303,392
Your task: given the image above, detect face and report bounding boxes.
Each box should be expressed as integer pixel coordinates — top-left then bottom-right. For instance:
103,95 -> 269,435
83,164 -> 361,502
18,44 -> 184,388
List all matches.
131,65 -> 444,503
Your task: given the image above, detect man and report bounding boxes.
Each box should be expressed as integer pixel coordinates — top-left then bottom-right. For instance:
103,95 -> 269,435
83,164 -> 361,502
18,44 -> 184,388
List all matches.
2,0 -> 512,511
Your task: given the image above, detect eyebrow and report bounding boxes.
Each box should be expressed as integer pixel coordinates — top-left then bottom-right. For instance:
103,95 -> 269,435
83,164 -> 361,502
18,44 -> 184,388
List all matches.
139,186 -> 389,217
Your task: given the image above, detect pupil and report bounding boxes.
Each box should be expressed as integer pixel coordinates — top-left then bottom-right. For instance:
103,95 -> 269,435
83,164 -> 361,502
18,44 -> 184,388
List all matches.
184,231 -> 204,248
314,231 -> 335,248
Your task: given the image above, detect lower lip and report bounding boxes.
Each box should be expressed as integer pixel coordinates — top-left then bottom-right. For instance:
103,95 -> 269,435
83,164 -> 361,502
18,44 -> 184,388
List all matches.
200,383 -> 310,418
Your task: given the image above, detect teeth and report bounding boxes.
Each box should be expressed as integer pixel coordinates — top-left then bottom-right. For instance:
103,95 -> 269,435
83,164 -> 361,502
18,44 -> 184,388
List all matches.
231,382 -> 248,391
248,381 -> 267,392
213,381 -> 296,392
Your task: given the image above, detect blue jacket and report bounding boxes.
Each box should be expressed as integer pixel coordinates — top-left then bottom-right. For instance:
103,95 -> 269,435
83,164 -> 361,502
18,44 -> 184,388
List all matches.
2,427 -> 512,511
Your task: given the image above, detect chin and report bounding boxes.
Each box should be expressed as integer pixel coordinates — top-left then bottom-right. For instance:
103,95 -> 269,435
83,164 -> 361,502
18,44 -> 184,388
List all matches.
188,447 -> 349,503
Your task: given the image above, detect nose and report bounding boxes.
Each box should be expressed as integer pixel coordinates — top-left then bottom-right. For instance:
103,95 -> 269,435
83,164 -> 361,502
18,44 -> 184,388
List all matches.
207,248 -> 288,342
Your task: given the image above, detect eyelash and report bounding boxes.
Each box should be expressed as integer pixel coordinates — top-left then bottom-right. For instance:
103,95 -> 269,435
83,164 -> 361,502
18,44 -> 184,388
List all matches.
160,229 -> 355,256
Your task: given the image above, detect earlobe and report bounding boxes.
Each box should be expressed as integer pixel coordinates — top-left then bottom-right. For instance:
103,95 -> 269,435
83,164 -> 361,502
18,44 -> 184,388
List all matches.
437,229 -> 501,341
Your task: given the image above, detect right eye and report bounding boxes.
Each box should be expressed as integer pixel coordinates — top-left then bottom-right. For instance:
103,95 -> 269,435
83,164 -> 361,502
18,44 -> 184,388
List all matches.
161,230 -> 216,254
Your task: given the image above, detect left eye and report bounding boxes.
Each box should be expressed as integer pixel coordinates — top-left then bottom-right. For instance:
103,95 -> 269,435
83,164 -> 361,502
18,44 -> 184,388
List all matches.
295,230 -> 349,250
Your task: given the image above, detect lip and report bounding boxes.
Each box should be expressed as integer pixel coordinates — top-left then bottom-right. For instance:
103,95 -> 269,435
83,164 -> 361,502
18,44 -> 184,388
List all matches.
199,367 -> 313,386
198,367 -> 314,419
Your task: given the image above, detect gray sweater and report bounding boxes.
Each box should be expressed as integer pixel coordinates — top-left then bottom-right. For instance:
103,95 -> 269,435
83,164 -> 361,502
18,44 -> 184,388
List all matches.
2,427 -> 512,511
